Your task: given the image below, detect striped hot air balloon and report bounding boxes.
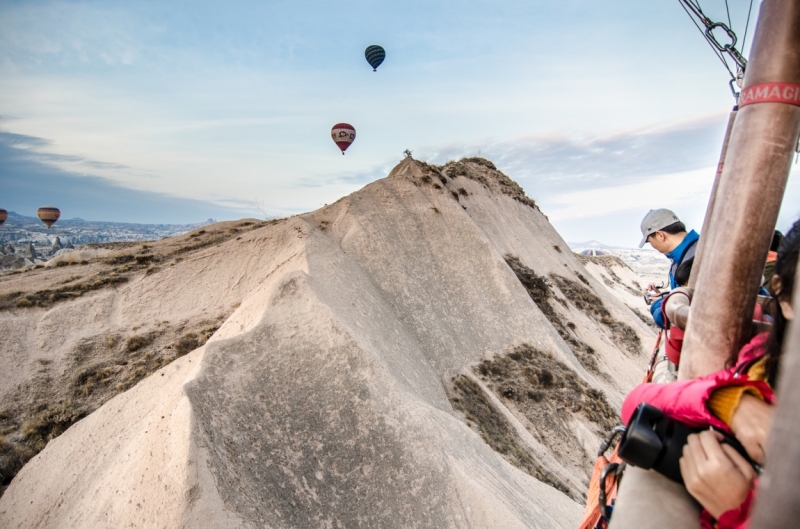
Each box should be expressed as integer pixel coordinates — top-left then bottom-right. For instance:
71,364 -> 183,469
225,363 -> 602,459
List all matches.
37,206 -> 60,228
364,45 -> 385,71
331,123 -> 356,155
0,208 -> 7,226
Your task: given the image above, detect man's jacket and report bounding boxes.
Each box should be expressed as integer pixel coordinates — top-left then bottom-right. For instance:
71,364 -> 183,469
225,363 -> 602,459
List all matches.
650,230 -> 699,327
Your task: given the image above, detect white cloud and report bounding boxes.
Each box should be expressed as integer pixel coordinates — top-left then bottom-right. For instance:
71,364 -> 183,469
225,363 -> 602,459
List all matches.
415,114 -> 730,199
545,167 -> 715,222
0,0 -> 770,231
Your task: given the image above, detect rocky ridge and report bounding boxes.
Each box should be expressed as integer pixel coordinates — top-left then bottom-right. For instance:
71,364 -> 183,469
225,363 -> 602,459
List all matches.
0,157 -> 654,528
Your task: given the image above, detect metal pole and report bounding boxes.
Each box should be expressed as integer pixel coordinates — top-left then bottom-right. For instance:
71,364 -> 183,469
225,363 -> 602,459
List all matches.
750,264 -> 800,528
679,0 -> 800,380
688,109 -> 737,289
612,2 -> 800,527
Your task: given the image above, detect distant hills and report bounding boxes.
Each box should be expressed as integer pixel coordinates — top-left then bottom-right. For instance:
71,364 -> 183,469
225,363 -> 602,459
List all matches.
567,240 -> 623,250
0,211 -> 215,247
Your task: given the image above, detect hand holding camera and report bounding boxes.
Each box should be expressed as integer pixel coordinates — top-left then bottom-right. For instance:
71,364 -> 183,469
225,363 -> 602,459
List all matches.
616,403 -> 761,484
679,430 -> 757,520
605,402 -> 765,523
642,283 -> 666,306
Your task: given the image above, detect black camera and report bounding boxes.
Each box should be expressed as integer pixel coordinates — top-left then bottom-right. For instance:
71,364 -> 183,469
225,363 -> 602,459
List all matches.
616,403 -> 759,484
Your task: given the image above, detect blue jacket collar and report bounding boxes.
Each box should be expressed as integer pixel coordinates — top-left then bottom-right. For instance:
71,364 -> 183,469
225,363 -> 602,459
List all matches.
666,230 -> 699,263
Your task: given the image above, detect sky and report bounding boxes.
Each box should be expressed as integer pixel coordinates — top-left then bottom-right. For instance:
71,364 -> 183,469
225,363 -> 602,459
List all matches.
1,0 -> 798,247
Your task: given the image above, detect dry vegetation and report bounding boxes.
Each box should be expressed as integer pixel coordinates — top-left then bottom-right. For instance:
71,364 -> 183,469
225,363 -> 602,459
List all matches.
0,220 -> 269,312
1,271 -> 129,310
504,255 -> 602,373
0,317 -> 224,497
449,374 -> 571,496
476,344 -> 618,432
0,221 -> 271,497
549,274 -> 642,357
442,158 -> 538,210
406,158 -> 539,212
504,254 -> 642,369
448,344 -> 618,501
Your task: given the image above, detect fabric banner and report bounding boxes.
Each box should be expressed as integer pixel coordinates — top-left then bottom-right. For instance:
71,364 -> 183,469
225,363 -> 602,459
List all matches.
739,82 -> 800,108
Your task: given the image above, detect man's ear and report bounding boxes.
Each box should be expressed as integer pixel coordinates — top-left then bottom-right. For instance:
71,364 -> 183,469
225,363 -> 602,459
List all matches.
771,275 -> 783,297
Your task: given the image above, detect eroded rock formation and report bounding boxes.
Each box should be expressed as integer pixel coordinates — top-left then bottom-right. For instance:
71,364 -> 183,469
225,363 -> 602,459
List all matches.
0,158 -> 653,528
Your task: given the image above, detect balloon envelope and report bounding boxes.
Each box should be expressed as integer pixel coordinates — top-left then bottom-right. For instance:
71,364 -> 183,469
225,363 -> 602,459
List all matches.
0,208 -> 7,226
365,45 -> 385,71
37,206 -> 60,228
331,123 -> 356,154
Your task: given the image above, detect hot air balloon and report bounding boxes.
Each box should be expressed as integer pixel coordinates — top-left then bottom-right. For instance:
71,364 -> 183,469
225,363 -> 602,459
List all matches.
37,206 -> 60,228
365,45 -> 385,71
0,208 -> 7,226
331,123 -> 356,155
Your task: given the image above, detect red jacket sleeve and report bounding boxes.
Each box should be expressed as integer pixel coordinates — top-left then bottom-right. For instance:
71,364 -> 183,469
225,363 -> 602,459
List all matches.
621,333 -> 774,430
620,371 -> 773,432
700,489 -> 754,529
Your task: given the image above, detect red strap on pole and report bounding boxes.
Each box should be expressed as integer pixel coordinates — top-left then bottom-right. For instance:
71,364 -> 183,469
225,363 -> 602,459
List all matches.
577,331 -> 664,528
578,448 -> 623,529
738,82 -> 800,108
643,330 -> 664,383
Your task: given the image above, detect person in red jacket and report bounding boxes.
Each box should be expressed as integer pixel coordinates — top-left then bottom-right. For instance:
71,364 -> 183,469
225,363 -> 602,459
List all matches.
620,219 -> 799,529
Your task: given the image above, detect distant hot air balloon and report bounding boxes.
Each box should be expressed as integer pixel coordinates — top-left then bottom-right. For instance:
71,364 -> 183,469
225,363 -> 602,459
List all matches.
365,45 -> 385,71
37,206 -> 60,228
331,123 -> 356,155
0,208 -> 7,226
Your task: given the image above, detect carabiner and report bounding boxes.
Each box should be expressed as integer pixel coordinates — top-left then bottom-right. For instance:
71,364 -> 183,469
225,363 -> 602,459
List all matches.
598,426 -> 626,457
598,462 -> 624,520
729,78 -> 739,100
705,22 -> 737,51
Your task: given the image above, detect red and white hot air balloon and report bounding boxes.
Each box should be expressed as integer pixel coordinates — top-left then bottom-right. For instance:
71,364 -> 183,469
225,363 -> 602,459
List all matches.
331,123 -> 356,155
0,208 -> 7,226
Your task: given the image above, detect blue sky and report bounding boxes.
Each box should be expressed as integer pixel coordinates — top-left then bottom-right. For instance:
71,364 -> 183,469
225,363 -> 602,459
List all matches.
1,0 -> 797,246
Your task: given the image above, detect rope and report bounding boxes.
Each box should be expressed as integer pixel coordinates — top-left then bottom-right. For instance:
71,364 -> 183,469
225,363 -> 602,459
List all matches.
741,0 -> 755,52
724,0 -> 732,31
678,0 -> 736,80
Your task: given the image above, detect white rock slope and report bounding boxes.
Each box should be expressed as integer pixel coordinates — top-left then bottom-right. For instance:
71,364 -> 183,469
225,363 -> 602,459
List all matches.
0,158 -> 654,528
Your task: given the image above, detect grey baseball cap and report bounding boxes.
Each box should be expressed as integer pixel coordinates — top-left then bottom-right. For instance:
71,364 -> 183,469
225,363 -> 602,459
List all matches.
639,209 -> 681,248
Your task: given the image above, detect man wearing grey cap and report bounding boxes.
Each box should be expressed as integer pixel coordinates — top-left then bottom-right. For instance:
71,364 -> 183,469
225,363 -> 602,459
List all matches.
639,208 -> 699,328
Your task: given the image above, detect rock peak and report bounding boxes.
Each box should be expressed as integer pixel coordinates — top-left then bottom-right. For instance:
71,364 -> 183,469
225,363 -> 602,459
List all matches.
386,156 -> 538,211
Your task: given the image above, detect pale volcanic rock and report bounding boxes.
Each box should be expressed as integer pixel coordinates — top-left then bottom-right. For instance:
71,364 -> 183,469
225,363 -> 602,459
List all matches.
0,158 -> 654,528
0,254 -> 29,270
576,254 -> 655,325
25,242 -> 37,261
